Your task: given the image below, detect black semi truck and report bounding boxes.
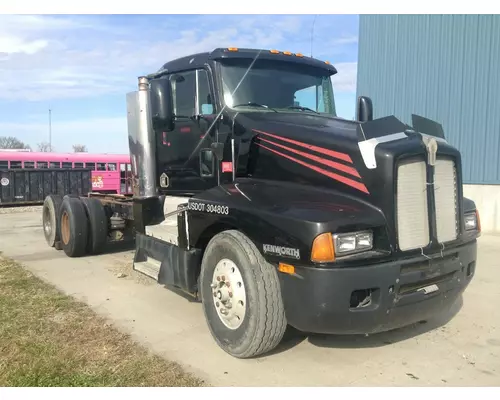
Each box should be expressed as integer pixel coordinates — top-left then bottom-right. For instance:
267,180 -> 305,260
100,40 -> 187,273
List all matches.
42,47 -> 481,358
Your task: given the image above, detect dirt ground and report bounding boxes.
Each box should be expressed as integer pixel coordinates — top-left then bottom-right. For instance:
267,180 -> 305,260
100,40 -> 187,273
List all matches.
0,209 -> 499,387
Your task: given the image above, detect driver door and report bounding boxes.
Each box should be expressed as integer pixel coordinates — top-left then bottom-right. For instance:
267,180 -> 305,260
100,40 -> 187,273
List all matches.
156,68 -> 218,193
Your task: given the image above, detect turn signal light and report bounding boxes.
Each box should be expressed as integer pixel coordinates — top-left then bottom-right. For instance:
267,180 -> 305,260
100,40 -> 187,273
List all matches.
311,232 -> 335,263
278,263 -> 295,275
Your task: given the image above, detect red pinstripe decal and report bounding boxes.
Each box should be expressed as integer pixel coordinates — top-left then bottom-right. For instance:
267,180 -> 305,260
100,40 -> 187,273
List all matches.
253,129 -> 353,163
256,143 -> 369,194
259,137 -> 360,178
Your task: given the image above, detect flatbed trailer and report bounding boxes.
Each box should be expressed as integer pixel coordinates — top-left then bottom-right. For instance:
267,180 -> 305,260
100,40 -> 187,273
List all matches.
42,47 -> 481,358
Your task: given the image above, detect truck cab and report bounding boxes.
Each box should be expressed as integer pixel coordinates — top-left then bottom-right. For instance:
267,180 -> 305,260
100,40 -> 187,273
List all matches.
44,47 -> 481,359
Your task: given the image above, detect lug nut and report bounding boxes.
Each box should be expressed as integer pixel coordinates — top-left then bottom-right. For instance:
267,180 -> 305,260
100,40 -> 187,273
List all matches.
216,276 -> 221,281
229,292 -> 233,298
221,275 -> 226,281
226,281 -> 231,287
213,292 -> 217,297
216,302 -> 220,307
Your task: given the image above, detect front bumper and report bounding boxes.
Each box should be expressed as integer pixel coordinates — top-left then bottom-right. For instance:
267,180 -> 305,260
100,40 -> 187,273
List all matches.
279,240 -> 477,335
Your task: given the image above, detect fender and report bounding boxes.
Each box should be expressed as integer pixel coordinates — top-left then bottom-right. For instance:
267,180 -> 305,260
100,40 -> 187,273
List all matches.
186,178 -> 389,267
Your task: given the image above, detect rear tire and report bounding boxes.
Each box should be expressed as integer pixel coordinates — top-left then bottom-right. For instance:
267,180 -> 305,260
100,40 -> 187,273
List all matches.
59,196 -> 89,257
199,230 -> 287,358
42,194 -> 63,247
80,197 -> 108,254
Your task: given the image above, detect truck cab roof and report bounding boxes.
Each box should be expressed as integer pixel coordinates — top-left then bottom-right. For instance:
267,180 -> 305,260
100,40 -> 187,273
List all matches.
156,47 -> 338,76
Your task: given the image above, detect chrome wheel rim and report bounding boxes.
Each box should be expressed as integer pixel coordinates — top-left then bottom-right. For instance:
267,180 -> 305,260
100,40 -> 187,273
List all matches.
211,258 -> 246,330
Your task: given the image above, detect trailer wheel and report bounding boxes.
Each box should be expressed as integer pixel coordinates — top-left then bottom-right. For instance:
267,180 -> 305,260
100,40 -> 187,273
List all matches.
59,196 -> 89,258
199,230 -> 287,358
42,194 -> 63,247
80,197 -> 108,254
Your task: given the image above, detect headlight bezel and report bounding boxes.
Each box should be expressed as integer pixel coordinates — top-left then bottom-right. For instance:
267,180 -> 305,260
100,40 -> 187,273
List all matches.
332,230 -> 374,257
464,211 -> 478,231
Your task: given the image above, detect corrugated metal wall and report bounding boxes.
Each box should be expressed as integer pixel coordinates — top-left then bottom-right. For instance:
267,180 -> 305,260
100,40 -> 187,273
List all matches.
356,15 -> 500,184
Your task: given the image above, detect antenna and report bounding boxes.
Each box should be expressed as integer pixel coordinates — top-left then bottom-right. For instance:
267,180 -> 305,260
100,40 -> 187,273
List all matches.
310,15 -> 317,57
48,108 -> 52,151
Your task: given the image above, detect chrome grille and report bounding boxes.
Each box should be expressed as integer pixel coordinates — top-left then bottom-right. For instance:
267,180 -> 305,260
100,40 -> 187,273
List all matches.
434,158 -> 458,243
396,159 -> 430,251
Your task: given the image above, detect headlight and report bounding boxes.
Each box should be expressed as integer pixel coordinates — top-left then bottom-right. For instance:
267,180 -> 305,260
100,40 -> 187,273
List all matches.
333,230 -> 373,256
464,212 -> 478,231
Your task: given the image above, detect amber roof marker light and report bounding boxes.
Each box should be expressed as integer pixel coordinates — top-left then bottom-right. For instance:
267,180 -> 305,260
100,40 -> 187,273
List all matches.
227,47 -> 238,52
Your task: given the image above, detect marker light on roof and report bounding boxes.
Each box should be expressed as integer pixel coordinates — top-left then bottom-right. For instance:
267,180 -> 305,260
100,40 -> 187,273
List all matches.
325,60 -> 331,64
227,47 -> 238,52
270,49 -> 280,54
295,53 -> 304,57
283,51 -> 292,55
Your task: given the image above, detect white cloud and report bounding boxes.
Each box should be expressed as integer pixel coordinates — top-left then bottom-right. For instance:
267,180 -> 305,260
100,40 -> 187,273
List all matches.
332,62 -> 358,92
0,15 -> 358,102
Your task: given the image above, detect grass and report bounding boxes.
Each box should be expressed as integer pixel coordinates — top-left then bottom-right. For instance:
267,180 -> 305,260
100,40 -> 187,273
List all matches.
0,255 -> 205,387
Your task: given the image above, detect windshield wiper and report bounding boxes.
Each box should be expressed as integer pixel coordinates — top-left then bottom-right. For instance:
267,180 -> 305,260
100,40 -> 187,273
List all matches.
232,102 -> 278,112
286,105 -> 319,114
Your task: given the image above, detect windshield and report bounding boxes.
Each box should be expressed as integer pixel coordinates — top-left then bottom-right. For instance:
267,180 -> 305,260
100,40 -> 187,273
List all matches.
218,58 -> 337,116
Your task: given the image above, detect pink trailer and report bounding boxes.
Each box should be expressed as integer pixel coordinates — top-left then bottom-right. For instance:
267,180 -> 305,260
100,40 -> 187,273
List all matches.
0,151 -> 132,195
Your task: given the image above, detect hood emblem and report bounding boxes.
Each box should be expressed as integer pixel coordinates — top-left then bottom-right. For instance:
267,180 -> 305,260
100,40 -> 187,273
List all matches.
422,136 -> 438,166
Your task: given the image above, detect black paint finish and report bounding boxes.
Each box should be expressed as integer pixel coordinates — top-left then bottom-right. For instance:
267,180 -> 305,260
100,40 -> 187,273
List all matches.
134,232 -> 201,294
280,239 -> 476,334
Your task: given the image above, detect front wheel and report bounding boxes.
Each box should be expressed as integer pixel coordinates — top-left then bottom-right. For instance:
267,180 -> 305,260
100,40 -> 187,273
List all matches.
199,230 -> 287,358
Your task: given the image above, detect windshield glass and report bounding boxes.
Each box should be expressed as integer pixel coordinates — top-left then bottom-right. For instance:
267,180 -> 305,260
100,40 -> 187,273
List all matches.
218,58 -> 337,116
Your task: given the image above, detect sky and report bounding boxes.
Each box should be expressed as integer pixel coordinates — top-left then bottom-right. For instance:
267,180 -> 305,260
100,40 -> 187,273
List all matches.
0,14 -> 359,154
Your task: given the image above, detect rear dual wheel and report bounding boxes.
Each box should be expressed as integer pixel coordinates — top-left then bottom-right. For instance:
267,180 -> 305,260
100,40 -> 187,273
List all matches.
58,196 -> 108,257
42,194 -> 63,247
199,230 -> 287,359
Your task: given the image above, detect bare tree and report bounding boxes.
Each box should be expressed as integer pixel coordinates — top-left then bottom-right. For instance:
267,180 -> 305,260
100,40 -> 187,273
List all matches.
0,136 -> 31,150
37,141 -> 54,152
72,144 -> 88,153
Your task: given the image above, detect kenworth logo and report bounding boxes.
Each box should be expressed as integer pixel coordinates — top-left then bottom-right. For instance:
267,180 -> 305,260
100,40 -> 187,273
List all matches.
263,244 -> 300,260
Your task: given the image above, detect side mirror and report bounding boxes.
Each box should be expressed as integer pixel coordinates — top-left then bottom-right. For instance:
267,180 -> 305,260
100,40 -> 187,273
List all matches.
356,96 -> 373,122
150,78 -> 174,131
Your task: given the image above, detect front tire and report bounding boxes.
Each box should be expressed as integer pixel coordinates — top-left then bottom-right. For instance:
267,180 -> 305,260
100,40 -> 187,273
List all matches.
199,230 -> 287,358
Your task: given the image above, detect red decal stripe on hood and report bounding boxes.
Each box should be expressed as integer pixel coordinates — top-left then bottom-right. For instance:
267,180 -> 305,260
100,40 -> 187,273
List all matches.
253,129 -> 353,164
256,143 -> 369,194
259,137 -> 361,178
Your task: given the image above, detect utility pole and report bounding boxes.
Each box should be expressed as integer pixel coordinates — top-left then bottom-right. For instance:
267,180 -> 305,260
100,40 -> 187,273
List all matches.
49,108 -> 52,151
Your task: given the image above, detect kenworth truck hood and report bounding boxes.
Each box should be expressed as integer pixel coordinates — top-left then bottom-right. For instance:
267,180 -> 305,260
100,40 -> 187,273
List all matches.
228,111 -> 463,254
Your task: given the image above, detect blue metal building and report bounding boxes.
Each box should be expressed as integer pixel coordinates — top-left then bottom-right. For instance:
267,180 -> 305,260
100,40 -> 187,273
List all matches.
356,14 -> 500,232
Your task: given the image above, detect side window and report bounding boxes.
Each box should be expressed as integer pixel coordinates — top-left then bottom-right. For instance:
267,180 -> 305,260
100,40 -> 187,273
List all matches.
0,161 -> 8,169
10,161 -> 22,169
294,85 -> 317,111
74,162 -> 84,168
85,162 -> 95,170
37,161 -> 48,169
24,161 -> 35,169
171,70 -> 196,117
62,162 -> 72,169
108,163 -> 117,171
197,70 -> 214,115
50,161 -> 60,168
97,163 -> 106,171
